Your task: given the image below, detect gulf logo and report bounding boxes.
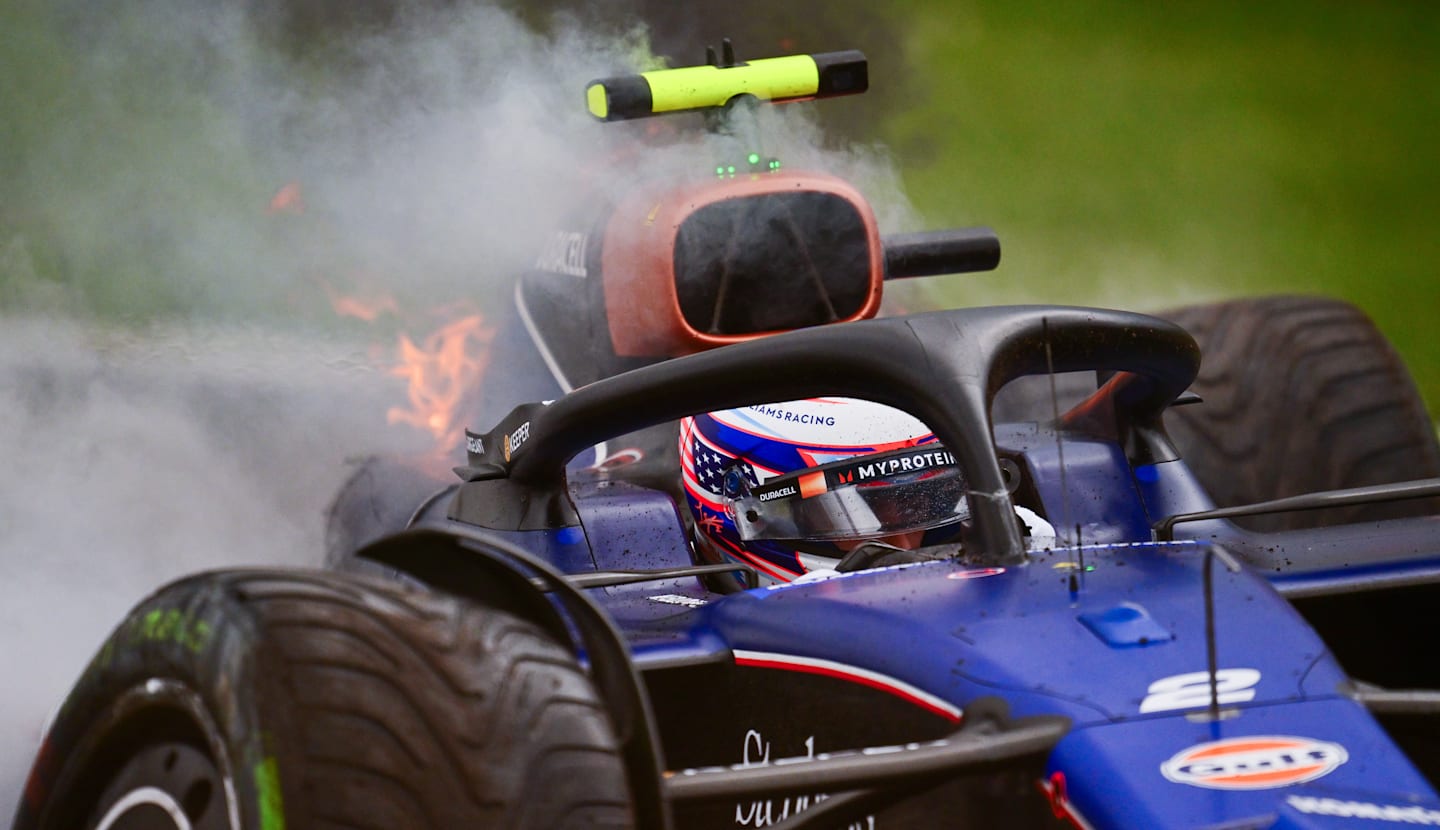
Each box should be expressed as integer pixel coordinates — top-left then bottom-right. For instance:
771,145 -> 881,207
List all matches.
1160,735 -> 1349,790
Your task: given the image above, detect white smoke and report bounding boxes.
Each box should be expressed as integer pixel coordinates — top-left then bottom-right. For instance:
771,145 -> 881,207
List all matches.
1,0 -> 917,817
0,315 -> 416,817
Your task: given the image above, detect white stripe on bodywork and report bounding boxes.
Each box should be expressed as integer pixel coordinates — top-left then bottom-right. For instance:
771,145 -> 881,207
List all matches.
732,649 -> 962,721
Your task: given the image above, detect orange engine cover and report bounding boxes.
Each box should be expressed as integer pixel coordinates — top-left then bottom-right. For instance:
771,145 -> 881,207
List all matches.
600,171 -> 884,357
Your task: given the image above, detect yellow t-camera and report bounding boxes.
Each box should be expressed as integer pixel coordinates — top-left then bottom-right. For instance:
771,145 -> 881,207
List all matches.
586,50 -> 867,122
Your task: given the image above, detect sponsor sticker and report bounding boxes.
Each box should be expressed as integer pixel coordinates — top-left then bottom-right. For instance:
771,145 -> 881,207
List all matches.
1286,795 -> 1440,824
758,485 -> 798,502
747,444 -> 958,504
732,731 -> 875,829
646,594 -> 708,608
465,432 -> 485,456
747,403 -> 837,427
503,421 -> 531,462
534,230 -> 588,276
1161,735 -> 1348,790
853,448 -> 956,482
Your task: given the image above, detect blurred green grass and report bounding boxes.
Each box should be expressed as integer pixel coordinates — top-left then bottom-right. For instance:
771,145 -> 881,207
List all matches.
0,1 -> 287,321
4,0 -> 1438,413
881,0 -> 1440,412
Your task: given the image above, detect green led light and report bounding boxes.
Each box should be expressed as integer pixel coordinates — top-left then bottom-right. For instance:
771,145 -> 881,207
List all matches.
1084,565 -> 1096,572
727,165 -> 736,175
747,152 -> 761,164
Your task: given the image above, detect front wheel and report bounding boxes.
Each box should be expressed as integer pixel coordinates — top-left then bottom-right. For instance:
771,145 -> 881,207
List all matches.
16,569 -> 634,830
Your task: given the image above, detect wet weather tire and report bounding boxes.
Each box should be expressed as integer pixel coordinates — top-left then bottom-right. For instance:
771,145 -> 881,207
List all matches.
1160,295 -> 1440,530
15,569 -> 634,830
323,454 -> 454,579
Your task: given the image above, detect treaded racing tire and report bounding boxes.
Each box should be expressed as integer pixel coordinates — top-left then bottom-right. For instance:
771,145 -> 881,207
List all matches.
1160,295 -> 1440,531
15,569 -> 634,830
323,454 -> 454,573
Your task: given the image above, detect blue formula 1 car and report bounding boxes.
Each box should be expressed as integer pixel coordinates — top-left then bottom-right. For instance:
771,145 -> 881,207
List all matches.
16,44 -> 1440,830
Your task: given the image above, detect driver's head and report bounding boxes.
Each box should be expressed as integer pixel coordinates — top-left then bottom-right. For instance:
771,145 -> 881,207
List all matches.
680,398 -> 970,584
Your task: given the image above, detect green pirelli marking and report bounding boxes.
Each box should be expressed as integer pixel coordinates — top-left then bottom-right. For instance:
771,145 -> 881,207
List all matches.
98,607 -> 213,670
254,756 -> 286,830
137,608 -> 212,654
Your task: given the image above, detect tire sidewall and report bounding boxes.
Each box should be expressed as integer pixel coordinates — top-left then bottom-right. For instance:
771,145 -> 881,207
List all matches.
18,572 -> 289,830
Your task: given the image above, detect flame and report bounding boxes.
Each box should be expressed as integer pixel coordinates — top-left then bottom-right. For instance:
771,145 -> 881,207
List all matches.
332,294 -> 398,322
274,181 -> 492,455
267,181 -> 305,214
386,314 -> 494,452
322,280 -> 399,322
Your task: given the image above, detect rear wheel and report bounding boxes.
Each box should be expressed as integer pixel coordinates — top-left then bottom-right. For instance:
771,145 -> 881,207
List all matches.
324,454 -> 454,571
1160,295 -> 1440,530
17,569 -> 634,830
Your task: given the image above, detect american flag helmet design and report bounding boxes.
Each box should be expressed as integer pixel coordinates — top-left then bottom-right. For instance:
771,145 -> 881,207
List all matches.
680,398 -> 946,584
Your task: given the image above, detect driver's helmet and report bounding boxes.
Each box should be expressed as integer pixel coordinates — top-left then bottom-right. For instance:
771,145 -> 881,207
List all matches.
680,398 -> 970,584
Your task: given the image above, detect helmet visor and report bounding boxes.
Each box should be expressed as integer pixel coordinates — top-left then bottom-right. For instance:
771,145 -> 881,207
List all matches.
729,445 -> 970,542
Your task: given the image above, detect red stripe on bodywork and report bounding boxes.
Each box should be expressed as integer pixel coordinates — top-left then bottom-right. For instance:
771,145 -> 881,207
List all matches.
734,653 -> 962,723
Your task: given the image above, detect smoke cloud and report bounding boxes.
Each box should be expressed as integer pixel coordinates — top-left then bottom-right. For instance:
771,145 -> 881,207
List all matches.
1,0 -> 917,817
